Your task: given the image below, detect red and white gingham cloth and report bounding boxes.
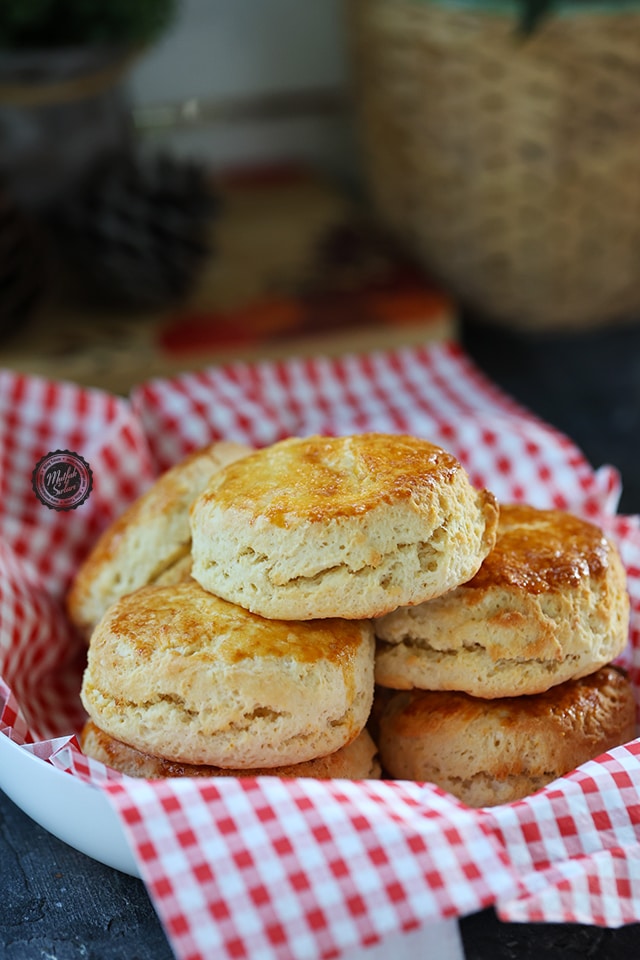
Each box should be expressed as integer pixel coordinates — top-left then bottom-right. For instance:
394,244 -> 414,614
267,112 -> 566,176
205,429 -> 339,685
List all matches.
2,342 -> 640,960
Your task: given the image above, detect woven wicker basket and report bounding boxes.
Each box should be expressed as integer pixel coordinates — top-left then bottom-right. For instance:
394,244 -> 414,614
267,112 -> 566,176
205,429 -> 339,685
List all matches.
347,0 -> 640,330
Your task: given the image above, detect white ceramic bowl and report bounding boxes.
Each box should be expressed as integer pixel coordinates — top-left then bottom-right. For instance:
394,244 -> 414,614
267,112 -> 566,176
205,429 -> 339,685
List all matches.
0,731 -> 139,876
0,732 -> 465,960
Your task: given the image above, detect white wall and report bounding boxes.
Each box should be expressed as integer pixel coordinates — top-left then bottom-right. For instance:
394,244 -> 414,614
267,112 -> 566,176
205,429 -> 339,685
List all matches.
128,0 -> 355,176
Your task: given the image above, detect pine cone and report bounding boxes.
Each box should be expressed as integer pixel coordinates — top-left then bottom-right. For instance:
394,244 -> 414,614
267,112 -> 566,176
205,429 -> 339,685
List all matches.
0,190 -> 47,340
51,151 -> 218,309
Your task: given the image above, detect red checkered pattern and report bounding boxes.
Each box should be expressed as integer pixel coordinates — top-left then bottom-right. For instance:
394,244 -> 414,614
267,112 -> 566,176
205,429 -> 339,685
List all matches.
488,742 -> 640,926
0,539 -> 87,740
103,776 -> 511,960
0,677 -> 30,745
131,345 -> 621,518
0,370 -> 156,599
2,342 -> 640,960
50,736 -> 123,785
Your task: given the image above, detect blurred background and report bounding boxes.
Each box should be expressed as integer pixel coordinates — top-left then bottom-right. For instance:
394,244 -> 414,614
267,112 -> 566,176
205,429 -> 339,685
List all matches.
2,0 -> 412,393
129,0 -> 353,175
1,0 -> 640,397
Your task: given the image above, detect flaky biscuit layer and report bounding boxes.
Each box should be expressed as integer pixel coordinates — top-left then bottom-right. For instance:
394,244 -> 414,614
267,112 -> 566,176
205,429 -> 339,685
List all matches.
81,581 -> 375,769
376,666 -> 637,806
80,721 -> 381,780
190,433 -> 498,620
375,504 -> 630,697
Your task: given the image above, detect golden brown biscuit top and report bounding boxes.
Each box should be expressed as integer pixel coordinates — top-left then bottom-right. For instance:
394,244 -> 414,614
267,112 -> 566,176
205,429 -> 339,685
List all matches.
390,665 -> 633,740
466,503 -> 613,594
196,434 -> 460,526
98,581 -> 368,669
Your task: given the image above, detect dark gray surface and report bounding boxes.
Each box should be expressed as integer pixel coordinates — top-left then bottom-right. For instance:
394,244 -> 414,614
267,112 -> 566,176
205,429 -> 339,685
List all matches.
0,790 -> 173,959
2,316 -> 640,958
460,905 -> 640,960
461,314 -> 640,515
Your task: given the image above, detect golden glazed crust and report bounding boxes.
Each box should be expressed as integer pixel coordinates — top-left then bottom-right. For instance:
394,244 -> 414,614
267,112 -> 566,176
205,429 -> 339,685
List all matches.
198,432 -> 462,523
469,503 -> 613,593
66,441 -> 251,637
374,504 -> 630,697
190,433 -> 498,620
377,666 -> 637,806
80,580 -> 375,769
80,721 -> 381,780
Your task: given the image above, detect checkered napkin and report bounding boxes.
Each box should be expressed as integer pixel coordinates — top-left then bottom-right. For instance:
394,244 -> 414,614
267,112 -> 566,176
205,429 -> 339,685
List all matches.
2,343 -> 640,960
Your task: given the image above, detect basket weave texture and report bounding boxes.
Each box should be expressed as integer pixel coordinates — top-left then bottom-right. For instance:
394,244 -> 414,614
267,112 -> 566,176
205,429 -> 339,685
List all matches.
348,0 -> 640,330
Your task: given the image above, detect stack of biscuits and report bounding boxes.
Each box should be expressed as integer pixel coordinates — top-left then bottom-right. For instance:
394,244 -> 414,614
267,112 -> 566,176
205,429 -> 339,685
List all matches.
372,502 -> 635,805
68,433 -> 635,803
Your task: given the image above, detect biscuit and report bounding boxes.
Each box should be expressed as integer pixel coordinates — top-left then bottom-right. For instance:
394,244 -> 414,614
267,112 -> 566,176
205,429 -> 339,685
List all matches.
153,553 -> 193,587
374,504 -> 630,697
80,580 -> 375,769
67,441 -> 251,636
190,433 -> 498,620
80,720 -> 381,780
376,665 -> 637,806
